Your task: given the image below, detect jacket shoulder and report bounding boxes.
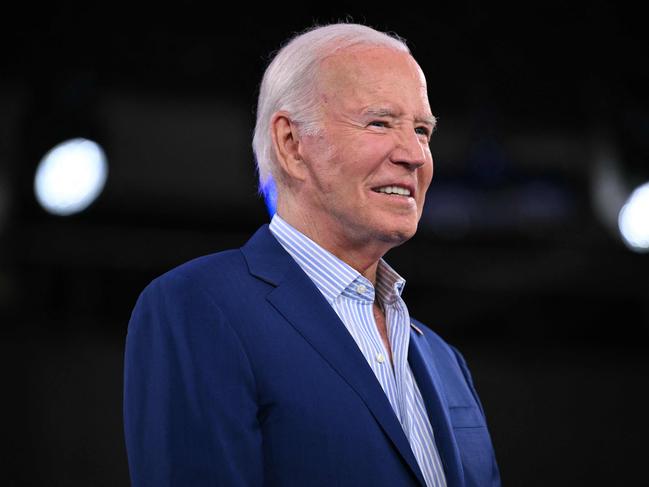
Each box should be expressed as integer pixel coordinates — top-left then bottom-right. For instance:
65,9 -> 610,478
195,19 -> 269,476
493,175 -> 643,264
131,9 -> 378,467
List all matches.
156,249 -> 244,285
131,249 -> 250,311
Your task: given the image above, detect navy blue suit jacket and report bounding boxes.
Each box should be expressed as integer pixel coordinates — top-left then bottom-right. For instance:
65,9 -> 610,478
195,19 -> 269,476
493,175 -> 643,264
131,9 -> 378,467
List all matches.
124,225 -> 501,486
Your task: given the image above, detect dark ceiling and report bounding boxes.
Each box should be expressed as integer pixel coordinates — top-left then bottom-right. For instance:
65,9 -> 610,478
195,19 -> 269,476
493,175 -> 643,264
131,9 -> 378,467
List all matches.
3,4 -> 647,123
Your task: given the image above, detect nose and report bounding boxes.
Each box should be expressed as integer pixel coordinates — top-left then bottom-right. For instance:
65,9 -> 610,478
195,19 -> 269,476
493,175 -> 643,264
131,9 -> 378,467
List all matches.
390,126 -> 430,170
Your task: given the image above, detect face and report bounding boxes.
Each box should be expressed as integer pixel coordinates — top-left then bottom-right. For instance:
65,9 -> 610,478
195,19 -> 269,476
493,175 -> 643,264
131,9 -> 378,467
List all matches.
297,46 -> 435,252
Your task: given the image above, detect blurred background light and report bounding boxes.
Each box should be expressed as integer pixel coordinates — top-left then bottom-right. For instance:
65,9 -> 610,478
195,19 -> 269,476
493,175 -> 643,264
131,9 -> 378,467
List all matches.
34,138 -> 108,216
618,181 -> 649,252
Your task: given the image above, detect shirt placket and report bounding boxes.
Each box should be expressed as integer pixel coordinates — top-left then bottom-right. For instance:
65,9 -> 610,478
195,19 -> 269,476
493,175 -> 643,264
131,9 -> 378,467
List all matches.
386,298 -> 413,439
352,279 -> 404,424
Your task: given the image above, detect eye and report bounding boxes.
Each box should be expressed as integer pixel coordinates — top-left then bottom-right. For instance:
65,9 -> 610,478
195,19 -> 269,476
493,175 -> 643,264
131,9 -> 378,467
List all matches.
415,126 -> 430,137
368,120 -> 388,128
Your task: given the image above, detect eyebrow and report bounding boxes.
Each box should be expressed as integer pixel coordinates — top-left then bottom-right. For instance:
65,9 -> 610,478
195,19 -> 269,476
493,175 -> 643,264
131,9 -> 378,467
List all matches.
362,107 -> 437,129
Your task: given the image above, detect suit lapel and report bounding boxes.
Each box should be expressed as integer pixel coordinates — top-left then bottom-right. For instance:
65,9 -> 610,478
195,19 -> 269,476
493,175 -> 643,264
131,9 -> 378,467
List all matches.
409,330 -> 465,487
242,226 -> 426,486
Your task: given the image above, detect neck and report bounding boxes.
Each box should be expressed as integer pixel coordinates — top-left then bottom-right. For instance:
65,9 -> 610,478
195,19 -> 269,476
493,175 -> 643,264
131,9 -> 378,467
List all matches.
277,204 -> 388,285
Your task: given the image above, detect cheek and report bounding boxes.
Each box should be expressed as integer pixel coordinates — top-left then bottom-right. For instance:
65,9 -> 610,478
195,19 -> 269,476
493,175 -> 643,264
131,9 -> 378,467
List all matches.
417,162 -> 433,204
421,160 -> 434,188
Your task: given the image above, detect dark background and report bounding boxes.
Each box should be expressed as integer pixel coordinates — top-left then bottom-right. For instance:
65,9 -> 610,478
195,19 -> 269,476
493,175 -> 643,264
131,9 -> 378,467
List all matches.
1,4 -> 648,486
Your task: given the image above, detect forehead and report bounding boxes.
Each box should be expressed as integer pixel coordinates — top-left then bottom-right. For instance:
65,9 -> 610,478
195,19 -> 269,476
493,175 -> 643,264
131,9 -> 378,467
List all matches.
316,46 -> 431,113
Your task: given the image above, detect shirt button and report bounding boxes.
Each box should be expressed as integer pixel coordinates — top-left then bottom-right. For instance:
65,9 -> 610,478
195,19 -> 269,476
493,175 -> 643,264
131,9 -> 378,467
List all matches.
356,284 -> 367,295
376,352 -> 385,364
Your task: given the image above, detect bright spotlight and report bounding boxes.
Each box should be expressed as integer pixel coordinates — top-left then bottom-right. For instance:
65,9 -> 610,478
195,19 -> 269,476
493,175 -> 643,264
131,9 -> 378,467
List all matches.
618,181 -> 649,252
34,138 -> 108,216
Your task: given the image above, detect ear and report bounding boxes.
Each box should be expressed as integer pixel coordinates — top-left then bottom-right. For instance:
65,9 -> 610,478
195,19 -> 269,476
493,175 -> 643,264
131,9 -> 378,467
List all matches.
270,111 -> 308,183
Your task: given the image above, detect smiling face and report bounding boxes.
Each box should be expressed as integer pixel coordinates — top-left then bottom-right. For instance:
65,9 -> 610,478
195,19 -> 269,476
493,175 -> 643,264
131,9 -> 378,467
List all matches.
294,46 -> 435,256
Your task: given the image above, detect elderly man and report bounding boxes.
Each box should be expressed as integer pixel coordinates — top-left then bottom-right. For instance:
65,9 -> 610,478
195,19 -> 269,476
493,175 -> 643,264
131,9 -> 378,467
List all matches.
124,23 -> 501,487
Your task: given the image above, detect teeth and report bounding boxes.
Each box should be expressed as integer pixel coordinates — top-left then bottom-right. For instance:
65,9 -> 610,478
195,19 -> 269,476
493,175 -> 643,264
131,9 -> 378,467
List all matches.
376,186 -> 411,196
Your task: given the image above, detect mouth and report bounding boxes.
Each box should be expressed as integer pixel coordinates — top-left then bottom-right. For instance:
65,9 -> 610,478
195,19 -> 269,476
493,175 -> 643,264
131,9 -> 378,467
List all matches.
371,185 -> 414,198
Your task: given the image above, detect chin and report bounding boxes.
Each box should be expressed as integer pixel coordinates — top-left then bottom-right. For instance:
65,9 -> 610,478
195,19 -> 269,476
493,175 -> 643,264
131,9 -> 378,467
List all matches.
375,224 -> 417,246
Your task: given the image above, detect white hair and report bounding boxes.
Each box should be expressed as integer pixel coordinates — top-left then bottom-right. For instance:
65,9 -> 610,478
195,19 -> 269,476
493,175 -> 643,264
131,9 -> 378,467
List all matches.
252,23 -> 410,202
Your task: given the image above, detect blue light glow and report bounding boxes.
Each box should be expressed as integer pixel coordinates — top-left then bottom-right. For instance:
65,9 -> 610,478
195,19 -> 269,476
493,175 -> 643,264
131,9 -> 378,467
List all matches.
263,178 -> 277,217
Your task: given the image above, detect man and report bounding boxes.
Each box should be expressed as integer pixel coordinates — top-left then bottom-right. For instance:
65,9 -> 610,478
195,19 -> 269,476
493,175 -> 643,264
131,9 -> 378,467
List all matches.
124,23 -> 501,487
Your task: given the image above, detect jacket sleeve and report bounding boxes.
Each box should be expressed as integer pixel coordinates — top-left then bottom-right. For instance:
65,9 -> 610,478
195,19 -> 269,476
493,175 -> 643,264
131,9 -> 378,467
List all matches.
123,273 -> 262,486
449,345 -> 502,487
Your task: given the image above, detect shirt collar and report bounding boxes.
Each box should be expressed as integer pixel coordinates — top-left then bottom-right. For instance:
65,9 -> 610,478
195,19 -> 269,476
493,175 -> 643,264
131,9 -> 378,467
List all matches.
376,259 -> 406,304
269,214 -> 406,305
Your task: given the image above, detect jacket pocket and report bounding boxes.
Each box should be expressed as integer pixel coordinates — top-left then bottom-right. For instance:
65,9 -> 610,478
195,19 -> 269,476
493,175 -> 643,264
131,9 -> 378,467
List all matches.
449,406 -> 485,429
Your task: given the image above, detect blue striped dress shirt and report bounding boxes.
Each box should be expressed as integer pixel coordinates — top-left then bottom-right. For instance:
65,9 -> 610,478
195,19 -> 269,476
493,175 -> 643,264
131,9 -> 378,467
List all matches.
269,215 -> 447,487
